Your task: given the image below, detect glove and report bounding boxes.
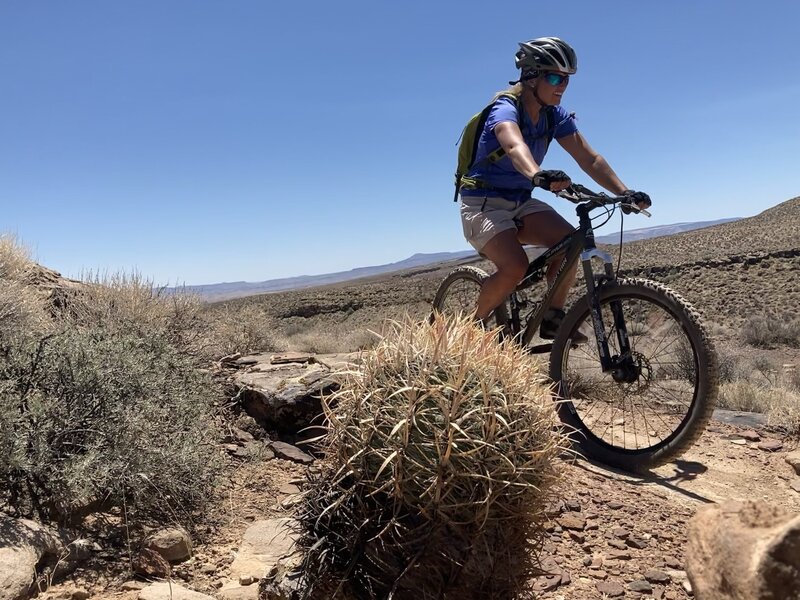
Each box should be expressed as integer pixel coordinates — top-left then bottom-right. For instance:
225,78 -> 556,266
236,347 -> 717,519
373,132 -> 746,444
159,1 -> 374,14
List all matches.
620,189 -> 652,214
532,170 -> 571,191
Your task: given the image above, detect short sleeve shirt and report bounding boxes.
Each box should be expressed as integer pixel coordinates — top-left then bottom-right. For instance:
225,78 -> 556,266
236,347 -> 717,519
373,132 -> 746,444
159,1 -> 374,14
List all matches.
462,96 -> 578,201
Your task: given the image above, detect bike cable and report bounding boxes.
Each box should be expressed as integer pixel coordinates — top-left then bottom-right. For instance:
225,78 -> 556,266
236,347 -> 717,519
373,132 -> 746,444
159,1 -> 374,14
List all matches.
616,208 -> 624,279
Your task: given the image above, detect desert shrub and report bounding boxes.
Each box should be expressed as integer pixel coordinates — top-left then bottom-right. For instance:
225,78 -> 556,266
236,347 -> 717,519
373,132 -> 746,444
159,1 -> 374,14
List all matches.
0,261 -> 223,527
200,302 -> 286,359
717,380 -> 778,413
741,312 -> 800,348
286,327 -> 378,354
767,385 -> 800,437
297,315 -> 564,599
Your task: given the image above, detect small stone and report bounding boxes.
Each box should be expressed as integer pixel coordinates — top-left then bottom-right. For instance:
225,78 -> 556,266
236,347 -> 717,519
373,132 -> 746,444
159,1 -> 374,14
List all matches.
612,527 -> 630,539
730,439 -> 747,445
757,439 -> 783,452
645,569 -> 671,583
784,451 -> 800,475
582,557 -> 592,567
568,531 -> 585,544
270,441 -> 314,464
607,501 -> 624,509
596,581 -> 625,597
121,581 -> 146,591
740,429 -> 761,441
630,580 -> 653,593
560,570 -> 572,586
588,569 -> 608,580
790,480 -> 800,493
626,536 -> 649,549
664,555 -> 682,569
608,539 -> 627,550
71,590 -> 91,600
682,579 -> 694,595
558,513 -> 586,531
653,585 -> 665,600
607,550 -> 632,560
564,500 -> 582,512
239,575 -> 256,586
132,548 -> 171,578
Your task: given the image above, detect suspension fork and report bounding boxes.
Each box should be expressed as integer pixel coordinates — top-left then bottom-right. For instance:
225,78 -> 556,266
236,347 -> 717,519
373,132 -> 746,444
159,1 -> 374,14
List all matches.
581,249 -> 632,372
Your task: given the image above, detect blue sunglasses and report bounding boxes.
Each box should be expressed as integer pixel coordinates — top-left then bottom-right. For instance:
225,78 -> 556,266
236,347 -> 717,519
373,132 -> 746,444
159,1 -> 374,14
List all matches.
543,72 -> 570,86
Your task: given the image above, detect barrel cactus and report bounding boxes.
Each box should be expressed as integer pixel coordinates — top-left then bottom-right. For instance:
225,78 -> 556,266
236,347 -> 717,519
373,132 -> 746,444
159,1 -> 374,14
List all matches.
297,314 -> 565,599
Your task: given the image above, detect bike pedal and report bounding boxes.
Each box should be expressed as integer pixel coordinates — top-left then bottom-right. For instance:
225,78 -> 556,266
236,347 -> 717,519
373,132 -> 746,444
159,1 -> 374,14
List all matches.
528,343 -> 553,354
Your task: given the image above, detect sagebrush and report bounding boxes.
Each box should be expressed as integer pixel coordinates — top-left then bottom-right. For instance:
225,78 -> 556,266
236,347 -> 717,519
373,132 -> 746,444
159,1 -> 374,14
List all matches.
0,243 -> 223,527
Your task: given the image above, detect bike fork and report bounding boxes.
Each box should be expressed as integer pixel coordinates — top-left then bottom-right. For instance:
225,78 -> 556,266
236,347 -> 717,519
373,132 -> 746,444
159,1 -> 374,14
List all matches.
581,249 -> 632,372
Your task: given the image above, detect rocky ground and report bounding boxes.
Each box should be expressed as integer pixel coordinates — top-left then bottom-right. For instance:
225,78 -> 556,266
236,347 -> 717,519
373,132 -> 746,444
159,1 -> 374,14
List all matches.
29,351 -> 800,600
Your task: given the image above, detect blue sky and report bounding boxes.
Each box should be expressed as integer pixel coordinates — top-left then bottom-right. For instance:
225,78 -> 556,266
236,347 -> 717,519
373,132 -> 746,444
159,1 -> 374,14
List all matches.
2,1 -> 799,286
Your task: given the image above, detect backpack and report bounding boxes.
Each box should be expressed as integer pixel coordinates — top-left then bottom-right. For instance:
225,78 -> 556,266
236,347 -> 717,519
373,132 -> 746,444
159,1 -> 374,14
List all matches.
453,93 -> 555,201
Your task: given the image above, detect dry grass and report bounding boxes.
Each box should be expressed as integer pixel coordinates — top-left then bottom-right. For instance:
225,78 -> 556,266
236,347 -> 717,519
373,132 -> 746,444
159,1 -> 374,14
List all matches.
297,314 -> 565,599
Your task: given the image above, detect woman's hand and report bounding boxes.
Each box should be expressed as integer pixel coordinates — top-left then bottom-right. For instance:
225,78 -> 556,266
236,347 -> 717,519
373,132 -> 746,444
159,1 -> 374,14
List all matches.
532,170 -> 572,192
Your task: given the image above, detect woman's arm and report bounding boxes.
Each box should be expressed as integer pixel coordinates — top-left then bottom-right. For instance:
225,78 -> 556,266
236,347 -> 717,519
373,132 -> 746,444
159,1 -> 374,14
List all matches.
557,132 -> 627,195
495,121 -> 571,191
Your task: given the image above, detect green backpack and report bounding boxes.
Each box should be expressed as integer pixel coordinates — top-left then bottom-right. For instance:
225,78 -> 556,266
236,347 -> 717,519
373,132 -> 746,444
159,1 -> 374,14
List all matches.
453,93 -> 555,201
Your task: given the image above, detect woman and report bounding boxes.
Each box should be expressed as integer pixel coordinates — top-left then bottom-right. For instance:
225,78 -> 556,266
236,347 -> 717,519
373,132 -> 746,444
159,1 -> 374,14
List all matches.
459,37 -> 651,339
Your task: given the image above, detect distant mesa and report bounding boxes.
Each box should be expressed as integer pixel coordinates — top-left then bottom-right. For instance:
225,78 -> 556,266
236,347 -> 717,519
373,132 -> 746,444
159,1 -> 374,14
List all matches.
173,217 -> 742,302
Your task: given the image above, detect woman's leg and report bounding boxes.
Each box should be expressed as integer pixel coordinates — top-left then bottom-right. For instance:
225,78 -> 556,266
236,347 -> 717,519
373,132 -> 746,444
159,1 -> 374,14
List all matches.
517,210 -> 577,310
475,229 -> 528,320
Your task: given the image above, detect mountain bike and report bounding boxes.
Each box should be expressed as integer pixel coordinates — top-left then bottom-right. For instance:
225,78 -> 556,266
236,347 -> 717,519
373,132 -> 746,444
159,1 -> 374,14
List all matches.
432,184 -> 719,471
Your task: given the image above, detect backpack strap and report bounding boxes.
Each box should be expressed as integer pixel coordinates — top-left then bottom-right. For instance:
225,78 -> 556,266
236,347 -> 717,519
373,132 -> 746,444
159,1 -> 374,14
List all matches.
484,102 -> 557,165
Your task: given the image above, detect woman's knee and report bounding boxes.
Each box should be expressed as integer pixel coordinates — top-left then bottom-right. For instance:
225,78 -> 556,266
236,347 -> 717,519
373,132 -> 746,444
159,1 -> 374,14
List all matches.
495,256 -> 528,283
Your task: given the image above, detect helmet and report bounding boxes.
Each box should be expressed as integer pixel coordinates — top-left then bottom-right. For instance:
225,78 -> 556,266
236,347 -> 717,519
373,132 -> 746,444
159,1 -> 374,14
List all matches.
515,37 -> 578,75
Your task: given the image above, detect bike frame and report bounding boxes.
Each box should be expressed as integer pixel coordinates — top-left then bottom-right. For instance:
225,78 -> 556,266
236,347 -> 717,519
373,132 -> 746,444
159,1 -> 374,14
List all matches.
509,201 -> 633,372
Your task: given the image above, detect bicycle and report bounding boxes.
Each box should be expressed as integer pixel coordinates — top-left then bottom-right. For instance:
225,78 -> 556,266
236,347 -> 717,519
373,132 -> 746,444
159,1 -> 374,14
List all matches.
432,184 -> 719,472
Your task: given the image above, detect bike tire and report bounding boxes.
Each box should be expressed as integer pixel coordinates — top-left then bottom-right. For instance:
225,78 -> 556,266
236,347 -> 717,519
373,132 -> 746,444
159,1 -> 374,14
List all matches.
549,278 -> 718,472
431,266 -> 510,330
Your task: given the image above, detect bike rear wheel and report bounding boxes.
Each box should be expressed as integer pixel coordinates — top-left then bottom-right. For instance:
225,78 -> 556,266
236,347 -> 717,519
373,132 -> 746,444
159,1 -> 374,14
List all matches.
549,278 -> 718,472
431,266 -> 510,330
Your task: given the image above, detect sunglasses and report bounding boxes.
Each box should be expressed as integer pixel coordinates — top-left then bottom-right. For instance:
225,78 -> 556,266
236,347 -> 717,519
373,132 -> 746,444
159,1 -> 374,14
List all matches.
543,72 -> 570,86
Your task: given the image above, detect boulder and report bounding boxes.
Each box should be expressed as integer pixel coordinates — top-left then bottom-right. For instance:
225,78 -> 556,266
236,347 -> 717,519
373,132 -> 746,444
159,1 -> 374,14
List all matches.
0,516 -> 64,600
144,527 -> 192,562
232,353 -> 356,433
686,500 -> 800,599
132,548 -> 171,579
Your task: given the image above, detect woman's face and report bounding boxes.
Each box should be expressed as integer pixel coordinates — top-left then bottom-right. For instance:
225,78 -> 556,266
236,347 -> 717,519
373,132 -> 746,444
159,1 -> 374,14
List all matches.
535,71 -> 570,105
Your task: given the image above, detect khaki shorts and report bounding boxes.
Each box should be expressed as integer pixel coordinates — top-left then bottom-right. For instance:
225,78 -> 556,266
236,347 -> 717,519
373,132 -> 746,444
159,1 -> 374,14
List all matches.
460,195 -> 555,252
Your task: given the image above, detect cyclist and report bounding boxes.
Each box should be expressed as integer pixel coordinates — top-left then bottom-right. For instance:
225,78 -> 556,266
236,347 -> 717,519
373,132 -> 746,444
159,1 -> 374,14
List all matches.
459,37 -> 651,339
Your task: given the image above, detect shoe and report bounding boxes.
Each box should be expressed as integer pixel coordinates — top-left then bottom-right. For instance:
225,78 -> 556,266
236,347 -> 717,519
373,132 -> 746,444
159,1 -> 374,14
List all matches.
540,308 -> 589,344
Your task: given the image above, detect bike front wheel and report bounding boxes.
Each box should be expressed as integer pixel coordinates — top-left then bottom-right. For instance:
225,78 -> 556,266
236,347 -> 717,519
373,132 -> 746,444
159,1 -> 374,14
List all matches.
549,278 -> 719,472
431,266 -> 510,330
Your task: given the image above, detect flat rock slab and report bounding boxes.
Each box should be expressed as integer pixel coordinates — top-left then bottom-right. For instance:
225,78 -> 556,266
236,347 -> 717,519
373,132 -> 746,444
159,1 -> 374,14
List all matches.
139,582 -> 215,600
711,409 -> 767,428
229,518 -> 299,582
218,582 -> 259,600
270,352 -> 315,365
271,441 -> 314,464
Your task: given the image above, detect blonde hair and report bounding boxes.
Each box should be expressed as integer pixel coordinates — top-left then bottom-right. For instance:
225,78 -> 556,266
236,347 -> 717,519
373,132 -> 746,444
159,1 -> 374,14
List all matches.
490,82 -> 523,103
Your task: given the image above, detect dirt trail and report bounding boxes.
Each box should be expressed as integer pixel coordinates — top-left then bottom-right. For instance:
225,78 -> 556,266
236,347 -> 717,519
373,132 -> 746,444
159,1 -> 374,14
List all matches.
533,419 -> 799,599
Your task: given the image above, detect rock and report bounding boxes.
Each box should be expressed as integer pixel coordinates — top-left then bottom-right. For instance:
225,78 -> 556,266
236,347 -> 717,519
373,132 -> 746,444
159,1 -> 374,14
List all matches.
645,569 -> 671,583
596,580 -> 625,597
132,548 -> 171,578
626,536 -> 649,549
144,528 -> 192,562
630,580 -> 653,593
608,539 -> 627,550
122,581 -> 147,591
270,442 -> 314,465
0,516 -> 65,600
229,519 -> 300,583
270,352 -> 314,365
235,360 -> 339,433
740,429 -> 761,442
664,555 -> 682,569
757,440 -> 783,452
557,513 -> 586,531
219,582 -> 259,600
790,481 -> 800,493
686,500 -> 800,599
612,527 -> 630,539
607,501 -> 624,509
607,550 -> 631,560
139,582 -> 215,600
785,451 -> 800,475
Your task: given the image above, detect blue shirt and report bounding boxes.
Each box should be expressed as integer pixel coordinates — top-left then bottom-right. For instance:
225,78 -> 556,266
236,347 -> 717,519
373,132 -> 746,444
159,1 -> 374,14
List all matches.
461,96 -> 578,201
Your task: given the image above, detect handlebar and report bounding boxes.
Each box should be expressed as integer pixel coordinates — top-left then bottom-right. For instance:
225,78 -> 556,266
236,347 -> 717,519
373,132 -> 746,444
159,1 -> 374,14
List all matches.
554,184 -> 652,218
